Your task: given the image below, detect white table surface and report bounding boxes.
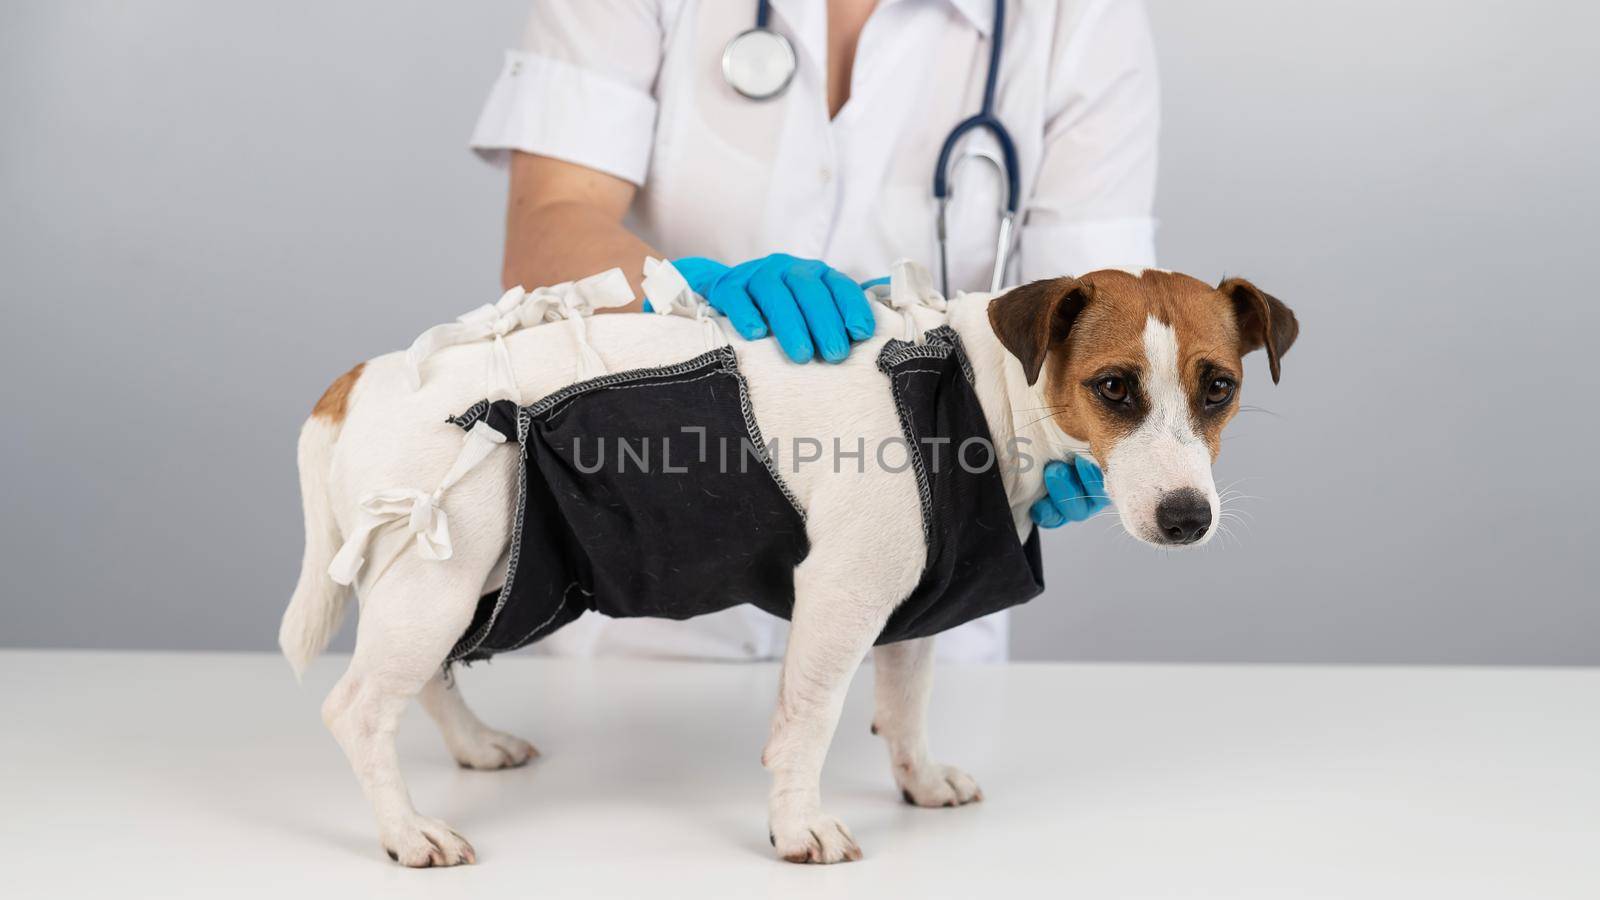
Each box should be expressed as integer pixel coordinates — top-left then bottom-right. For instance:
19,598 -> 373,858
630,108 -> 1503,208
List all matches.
1,650 -> 1595,899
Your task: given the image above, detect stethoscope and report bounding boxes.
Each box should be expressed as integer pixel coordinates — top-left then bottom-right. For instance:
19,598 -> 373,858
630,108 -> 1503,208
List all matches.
723,0 -> 1019,296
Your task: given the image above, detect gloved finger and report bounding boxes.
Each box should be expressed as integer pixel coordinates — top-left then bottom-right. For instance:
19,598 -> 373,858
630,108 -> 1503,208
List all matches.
1071,458 -> 1108,517
1043,459 -> 1093,522
823,269 -> 877,341
859,276 -> 890,290
707,267 -> 768,340
1030,494 -> 1066,528
673,256 -> 728,297
748,260 -> 815,362
1042,459 -> 1080,500
1073,456 -> 1110,512
786,264 -> 850,362
641,298 -> 654,313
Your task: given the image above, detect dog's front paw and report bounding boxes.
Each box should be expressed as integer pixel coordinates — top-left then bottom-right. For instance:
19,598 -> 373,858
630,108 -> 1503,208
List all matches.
769,809 -> 862,864
380,814 -> 476,867
449,727 -> 539,771
896,762 -> 983,807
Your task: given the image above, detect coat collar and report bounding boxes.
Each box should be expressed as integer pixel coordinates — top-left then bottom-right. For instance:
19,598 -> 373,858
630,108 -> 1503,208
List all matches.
944,0 -> 998,35
766,0 -> 998,51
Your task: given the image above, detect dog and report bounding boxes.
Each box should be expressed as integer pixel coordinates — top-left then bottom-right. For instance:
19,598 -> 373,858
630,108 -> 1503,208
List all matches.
280,267 -> 1298,866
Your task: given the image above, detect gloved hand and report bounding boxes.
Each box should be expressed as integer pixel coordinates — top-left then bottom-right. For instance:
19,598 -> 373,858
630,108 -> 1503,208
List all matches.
673,254 -> 877,363
1030,456 -> 1110,528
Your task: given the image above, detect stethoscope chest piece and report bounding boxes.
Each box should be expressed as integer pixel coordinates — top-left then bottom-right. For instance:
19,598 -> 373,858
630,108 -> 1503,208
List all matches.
722,28 -> 797,101
724,0 -> 1016,295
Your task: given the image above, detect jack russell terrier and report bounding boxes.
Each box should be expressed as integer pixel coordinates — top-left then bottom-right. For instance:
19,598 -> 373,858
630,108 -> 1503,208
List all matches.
280,263 -> 1298,866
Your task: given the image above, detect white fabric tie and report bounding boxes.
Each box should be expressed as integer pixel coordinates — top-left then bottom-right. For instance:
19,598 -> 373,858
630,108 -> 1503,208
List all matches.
876,259 -> 947,342
328,422 -> 509,588
642,257 -> 727,351
404,268 -> 635,402
406,286 -> 533,402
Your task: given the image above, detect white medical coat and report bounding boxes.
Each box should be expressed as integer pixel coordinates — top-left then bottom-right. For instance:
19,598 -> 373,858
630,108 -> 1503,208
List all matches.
470,0 -> 1160,662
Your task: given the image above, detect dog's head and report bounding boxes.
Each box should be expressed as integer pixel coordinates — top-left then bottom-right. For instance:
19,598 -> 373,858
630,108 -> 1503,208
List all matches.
989,269 -> 1298,547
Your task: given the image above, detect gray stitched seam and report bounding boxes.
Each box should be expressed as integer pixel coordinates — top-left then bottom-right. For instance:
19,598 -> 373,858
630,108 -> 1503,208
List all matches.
875,326 -> 974,386
876,328 -> 955,549
446,399 -> 492,429
733,364 -> 805,520
450,350 -> 736,431
541,369 -> 726,428
890,369 -> 935,547
936,326 -> 977,385
526,347 -> 736,417
447,405 -> 532,662
877,343 -> 950,368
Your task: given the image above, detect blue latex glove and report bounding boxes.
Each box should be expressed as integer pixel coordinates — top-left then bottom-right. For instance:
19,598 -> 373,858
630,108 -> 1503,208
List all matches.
673,255 -> 876,363
1030,457 -> 1110,528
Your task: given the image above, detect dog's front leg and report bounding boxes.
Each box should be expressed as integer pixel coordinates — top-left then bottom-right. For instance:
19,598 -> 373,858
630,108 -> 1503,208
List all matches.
763,536 -> 917,864
872,637 -> 982,806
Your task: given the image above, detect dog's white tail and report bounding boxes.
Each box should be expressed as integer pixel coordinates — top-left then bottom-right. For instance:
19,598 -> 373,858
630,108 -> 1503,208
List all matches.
279,414 -> 350,679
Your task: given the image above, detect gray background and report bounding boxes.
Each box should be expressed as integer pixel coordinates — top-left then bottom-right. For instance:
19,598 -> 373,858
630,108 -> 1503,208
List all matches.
2,0 -> 1595,663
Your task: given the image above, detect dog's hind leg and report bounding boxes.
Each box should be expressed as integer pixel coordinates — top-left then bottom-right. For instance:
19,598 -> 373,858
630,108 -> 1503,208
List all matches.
871,637 -> 982,807
320,538 -> 500,867
418,670 -> 538,771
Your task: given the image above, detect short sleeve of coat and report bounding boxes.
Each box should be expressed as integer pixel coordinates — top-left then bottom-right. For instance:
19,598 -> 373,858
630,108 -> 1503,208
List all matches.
470,1 -> 665,186
1021,0 -> 1161,277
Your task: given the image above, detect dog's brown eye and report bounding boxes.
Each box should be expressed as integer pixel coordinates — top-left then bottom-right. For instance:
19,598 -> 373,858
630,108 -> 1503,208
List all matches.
1205,377 -> 1236,406
1095,377 -> 1129,404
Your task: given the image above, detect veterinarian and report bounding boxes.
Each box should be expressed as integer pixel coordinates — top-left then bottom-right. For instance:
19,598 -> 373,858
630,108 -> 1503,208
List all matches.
469,0 -> 1158,662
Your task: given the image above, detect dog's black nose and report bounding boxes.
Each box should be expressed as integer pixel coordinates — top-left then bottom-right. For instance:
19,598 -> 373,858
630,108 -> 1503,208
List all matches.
1155,489 -> 1211,544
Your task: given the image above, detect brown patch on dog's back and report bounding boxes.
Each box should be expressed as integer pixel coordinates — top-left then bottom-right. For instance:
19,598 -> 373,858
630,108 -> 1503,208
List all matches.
312,362 -> 364,423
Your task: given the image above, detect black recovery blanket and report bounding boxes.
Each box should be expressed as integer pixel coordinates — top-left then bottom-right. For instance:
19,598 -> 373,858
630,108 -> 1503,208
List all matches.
446,326 -> 1043,663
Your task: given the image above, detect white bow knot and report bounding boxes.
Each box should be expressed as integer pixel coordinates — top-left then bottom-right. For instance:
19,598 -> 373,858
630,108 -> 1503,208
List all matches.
326,422 -> 508,589
326,489 -> 451,587
404,269 -> 635,402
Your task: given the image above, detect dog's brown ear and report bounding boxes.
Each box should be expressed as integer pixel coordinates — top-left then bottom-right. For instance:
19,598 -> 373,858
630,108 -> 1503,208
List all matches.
987,277 -> 1095,385
1218,277 -> 1299,383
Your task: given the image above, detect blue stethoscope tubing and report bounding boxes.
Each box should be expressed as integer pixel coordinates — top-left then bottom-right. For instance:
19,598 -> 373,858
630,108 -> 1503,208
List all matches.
728,0 -> 1019,295
933,0 -> 1019,294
